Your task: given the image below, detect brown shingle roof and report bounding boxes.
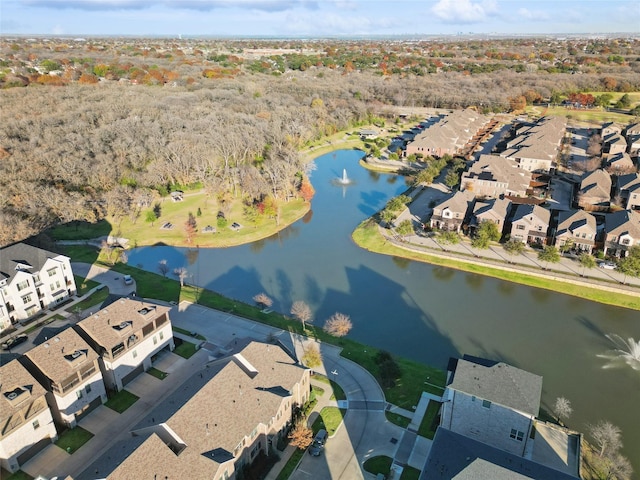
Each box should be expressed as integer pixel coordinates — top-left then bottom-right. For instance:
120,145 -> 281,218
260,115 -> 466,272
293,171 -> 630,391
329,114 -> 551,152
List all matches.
77,298 -> 171,350
0,359 -> 47,420
25,327 -> 98,384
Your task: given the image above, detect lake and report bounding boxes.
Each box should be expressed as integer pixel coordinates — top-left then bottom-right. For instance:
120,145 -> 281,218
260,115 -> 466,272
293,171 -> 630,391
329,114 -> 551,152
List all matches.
129,149 -> 640,469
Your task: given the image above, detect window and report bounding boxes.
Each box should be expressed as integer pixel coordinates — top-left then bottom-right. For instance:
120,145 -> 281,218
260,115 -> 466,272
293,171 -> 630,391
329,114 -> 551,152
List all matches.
22,294 -> 33,305
510,429 -> 524,441
159,331 -> 164,341
133,350 -> 138,359
47,268 -> 57,277
482,399 -> 491,409
33,420 -> 40,430
516,224 -> 525,230
153,336 -> 158,345
16,280 -> 29,291
76,390 -> 83,399
85,384 -> 92,394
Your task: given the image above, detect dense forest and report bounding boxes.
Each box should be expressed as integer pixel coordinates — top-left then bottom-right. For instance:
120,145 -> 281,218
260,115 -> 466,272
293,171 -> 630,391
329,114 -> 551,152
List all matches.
1,36 -> 639,246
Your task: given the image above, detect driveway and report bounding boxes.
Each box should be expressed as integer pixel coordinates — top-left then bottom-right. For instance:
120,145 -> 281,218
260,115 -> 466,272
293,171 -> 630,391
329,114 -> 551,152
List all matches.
72,262 -> 136,297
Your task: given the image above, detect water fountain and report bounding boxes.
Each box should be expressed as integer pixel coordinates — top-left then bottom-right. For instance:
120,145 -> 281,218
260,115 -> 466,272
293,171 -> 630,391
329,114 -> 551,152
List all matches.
597,334 -> 640,371
338,168 -> 351,185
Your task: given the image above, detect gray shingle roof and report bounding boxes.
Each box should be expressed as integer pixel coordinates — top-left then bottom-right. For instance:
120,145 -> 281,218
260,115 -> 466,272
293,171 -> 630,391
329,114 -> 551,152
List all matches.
0,243 -> 68,282
449,359 -> 542,416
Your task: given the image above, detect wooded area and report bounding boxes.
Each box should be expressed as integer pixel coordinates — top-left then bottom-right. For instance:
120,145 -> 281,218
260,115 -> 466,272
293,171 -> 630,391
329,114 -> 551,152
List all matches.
1,36 -> 639,246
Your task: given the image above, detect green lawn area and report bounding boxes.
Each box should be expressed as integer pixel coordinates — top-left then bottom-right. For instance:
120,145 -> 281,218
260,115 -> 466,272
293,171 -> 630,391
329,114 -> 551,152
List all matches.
352,220 -> 640,311
311,385 -> 325,397
2,471 -> 33,480
55,426 -> 94,454
172,326 -> 206,340
417,400 -> 442,439
526,105 -> 636,124
146,367 -> 168,380
66,288 -> 110,313
312,374 -> 346,401
105,390 -> 139,413
174,340 -> 198,359
311,407 -> 346,436
385,411 -> 411,429
74,275 -> 99,296
363,455 -> 392,477
275,449 -> 304,480
400,466 -> 422,480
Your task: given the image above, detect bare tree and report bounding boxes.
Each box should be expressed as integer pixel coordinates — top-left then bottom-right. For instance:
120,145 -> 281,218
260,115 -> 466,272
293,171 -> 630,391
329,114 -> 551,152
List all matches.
253,292 -> 273,309
158,259 -> 169,277
288,422 -> 313,450
291,300 -> 312,329
603,453 -> 633,480
323,312 -> 353,337
588,421 -> 623,458
553,397 -> 572,425
174,267 -> 188,287
301,344 -> 322,368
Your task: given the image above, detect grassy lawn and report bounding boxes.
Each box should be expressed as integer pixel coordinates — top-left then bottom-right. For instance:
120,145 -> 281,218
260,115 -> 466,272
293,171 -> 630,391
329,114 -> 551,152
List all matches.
146,367 -> 168,380
105,390 -> 139,413
174,340 -> 198,359
312,374 -> 346,401
363,455 -> 392,477
275,449 -> 304,480
66,288 -> 110,313
352,220 -> 640,311
55,426 -> 94,454
2,471 -> 33,480
172,326 -> 206,340
311,407 -> 346,436
74,275 -> 99,296
311,385 -> 325,397
417,400 -> 442,439
526,105 -> 637,124
400,466 -> 422,480
50,196 -> 309,249
386,411 -> 411,429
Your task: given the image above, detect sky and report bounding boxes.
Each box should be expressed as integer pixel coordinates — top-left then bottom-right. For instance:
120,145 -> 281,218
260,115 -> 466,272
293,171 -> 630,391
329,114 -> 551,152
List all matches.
1,0 -> 638,37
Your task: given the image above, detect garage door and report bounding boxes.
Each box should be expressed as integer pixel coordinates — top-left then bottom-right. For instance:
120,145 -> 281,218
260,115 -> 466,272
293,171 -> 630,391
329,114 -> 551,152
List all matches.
17,437 -> 52,466
75,396 -> 103,423
122,364 -> 144,387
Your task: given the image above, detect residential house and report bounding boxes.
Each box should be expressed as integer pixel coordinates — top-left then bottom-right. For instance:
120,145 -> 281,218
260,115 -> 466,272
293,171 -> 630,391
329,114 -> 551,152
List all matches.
626,122 -> 640,158
79,340 -> 310,480
406,109 -> 490,158
577,169 -> 611,210
603,209 -> 640,257
23,327 -> 107,428
427,355 -> 581,479
617,173 -> 640,210
605,151 -> 635,174
461,155 -> 532,198
554,209 -> 597,254
430,191 -> 475,232
601,122 -> 621,138
602,133 -> 627,161
0,360 -> 57,473
501,116 -> 566,172
0,243 -> 77,333
469,197 -> 511,236
75,298 -> 175,392
509,204 -> 551,245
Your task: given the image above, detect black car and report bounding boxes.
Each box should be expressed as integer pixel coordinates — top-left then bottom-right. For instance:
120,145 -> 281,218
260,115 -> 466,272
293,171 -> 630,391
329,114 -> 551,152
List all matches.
1,334 -> 28,350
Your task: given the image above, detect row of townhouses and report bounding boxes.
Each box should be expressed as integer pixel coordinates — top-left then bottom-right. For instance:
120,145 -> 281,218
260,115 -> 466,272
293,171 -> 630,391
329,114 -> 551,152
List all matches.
1,296 -> 174,473
1,243 -> 77,333
421,356 -> 581,479
602,121 -> 640,173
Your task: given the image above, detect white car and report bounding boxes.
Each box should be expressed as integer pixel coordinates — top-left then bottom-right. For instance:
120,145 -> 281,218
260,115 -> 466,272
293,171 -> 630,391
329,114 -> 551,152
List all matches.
123,274 -> 133,285
598,261 -> 616,270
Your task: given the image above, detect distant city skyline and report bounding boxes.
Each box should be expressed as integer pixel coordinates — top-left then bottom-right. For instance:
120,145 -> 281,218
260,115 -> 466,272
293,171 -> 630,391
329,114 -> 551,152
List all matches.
1,0 -> 638,37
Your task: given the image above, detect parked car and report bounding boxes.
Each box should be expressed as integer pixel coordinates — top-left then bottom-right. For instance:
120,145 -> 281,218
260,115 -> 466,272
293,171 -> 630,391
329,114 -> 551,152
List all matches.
308,429 -> 328,456
123,274 -> 133,285
2,334 -> 28,351
598,261 -> 616,270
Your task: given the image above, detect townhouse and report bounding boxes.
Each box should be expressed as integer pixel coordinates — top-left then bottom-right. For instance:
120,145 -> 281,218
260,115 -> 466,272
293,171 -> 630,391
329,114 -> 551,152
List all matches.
460,155 -> 532,198
75,297 -> 174,392
509,204 -> 551,246
0,243 -> 77,333
617,173 -> 640,210
603,209 -> 640,257
577,169 -> 612,210
0,360 -> 58,473
23,327 -> 107,428
469,197 -> 511,236
80,340 -> 310,480
554,209 -> 597,254
501,116 -> 566,172
430,191 -> 475,232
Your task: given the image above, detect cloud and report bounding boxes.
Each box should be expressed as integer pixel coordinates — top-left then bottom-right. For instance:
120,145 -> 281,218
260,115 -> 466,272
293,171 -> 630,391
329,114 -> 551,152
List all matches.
22,0 -> 315,12
518,7 -> 549,21
431,0 -> 498,24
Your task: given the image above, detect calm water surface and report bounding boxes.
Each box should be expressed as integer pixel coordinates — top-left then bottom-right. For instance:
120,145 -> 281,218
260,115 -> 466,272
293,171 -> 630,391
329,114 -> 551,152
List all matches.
130,150 -> 640,468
